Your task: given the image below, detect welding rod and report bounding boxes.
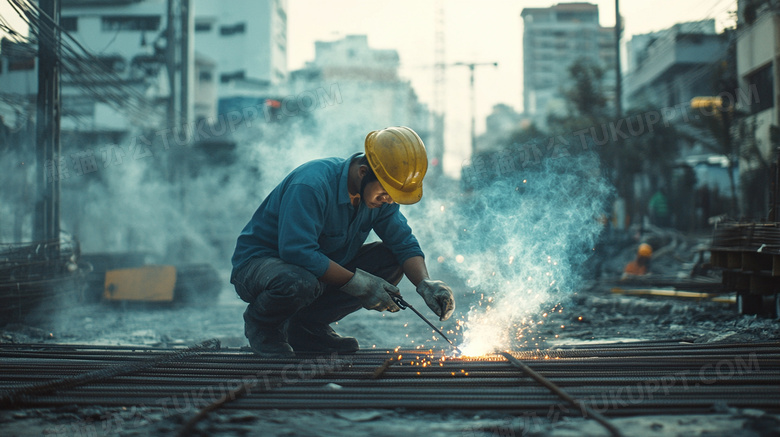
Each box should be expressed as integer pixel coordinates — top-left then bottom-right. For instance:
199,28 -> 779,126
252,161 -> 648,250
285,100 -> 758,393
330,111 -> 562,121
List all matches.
390,294 -> 462,355
500,351 -> 623,437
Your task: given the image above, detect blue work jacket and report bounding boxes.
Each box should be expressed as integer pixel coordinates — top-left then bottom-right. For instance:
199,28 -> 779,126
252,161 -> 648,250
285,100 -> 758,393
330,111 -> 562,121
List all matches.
231,153 -> 424,278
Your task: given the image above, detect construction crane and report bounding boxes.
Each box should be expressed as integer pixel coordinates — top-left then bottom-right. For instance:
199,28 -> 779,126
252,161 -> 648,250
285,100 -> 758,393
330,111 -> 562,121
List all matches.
431,0 -> 445,177
450,61 -> 498,156
430,2 -> 497,167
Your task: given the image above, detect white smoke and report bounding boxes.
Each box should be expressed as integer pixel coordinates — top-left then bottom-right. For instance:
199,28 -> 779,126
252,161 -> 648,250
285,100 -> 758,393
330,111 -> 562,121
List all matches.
407,152 -> 612,355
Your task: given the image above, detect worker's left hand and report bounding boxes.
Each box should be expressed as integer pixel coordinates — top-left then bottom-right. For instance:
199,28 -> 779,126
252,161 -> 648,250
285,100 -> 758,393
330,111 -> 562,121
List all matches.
416,279 -> 455,321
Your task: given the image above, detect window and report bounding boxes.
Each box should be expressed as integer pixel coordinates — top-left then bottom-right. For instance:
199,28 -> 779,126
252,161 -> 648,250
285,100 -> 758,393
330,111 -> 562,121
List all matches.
557,11 -> 596,23
61,16 -> 77,32
199,71 -> 213,82
746,63 -> 774,114
220,23 -> 245,36
102,16 -> 160,31
8,56 -> 34,71
220,70 -> 245,83
96,56 -> 126,73
195,21 -> 212,32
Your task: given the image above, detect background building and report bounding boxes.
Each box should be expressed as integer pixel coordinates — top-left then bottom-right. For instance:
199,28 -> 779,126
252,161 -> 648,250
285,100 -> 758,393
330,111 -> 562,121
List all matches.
289,35 -> 433,158
0,0 -> 186,139
193,0 -> 287,118
625,19 -> 733,228
626,20 -> 727,108
475,103 -> 529,152
0,0 -> 288,132
735,0 -> 779,217
521,2 -> 616,127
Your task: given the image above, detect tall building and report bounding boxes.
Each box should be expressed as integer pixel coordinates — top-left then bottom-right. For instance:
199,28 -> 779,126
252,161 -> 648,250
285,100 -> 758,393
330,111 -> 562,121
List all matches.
193,0 -> 287,111
520,2 -> 616,126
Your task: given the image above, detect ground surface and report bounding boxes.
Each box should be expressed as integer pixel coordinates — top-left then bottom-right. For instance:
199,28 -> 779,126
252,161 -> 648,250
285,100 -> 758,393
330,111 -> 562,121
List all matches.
2,253 -> 780,436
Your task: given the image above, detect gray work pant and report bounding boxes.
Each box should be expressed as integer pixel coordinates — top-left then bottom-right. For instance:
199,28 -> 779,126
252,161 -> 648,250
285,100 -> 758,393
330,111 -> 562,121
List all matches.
231,242 -> 403,342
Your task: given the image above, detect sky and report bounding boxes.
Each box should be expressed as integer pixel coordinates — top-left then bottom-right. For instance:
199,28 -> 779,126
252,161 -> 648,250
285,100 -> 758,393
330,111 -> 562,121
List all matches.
0,0 -> 737,176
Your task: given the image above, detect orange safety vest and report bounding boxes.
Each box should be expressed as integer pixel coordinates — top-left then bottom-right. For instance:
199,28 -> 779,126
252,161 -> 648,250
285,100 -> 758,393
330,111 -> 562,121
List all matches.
623,260 -> 648,276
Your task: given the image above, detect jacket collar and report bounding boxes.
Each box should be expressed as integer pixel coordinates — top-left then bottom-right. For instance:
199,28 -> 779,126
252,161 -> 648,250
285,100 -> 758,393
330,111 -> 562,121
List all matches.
338,152 -> 363,205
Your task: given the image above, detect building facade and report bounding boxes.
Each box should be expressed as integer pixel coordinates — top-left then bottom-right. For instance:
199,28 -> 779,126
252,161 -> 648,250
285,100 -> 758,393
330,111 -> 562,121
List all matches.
0,0 -> 184,136
736,0 -> 779,217
193,0 -> 287,117
626,20 -> 727,108
288,35 -> 433,159
0,0 -> 287,132
520,2 -> 616,126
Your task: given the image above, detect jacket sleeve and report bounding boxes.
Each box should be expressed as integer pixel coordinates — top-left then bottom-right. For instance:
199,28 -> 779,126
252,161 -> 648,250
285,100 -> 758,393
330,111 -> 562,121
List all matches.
373,204 -> 424,265
277,183 -> 331,277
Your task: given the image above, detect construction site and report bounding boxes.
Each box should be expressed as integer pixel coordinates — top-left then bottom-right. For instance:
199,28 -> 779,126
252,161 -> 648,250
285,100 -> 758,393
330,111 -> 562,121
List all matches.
2,0 -> 780,436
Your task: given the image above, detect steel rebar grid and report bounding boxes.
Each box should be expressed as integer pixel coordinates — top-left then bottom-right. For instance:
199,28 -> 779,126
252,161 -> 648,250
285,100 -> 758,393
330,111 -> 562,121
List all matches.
0,341 -> 777,420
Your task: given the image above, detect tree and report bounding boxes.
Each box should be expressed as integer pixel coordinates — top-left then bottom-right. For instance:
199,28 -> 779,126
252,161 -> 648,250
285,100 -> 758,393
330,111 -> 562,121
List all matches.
547,58 -> 679,225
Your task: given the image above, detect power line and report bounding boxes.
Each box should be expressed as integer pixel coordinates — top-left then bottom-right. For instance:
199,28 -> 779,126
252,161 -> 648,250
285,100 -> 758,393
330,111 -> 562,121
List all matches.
3,0 -> 162,126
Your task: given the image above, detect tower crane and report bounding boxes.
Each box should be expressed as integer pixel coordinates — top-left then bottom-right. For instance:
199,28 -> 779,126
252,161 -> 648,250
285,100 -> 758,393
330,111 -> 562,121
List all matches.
450,61 -> 498,156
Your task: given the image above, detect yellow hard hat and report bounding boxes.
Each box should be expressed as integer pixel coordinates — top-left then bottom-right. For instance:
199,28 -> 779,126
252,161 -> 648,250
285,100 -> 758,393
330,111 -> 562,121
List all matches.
364,126 -> 428,205
638,243 -> 653,257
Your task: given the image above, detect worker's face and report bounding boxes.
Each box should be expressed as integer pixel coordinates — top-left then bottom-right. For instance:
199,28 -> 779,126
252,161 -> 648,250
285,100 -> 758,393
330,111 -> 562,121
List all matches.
362,180 -> 394,208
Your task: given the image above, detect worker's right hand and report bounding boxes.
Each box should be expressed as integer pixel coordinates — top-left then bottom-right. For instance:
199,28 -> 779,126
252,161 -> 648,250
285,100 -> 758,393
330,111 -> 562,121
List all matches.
340,268 -> 401,312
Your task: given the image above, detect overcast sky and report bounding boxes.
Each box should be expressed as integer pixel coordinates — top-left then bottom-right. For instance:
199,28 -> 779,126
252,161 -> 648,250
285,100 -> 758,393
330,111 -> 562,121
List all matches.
1,0 -> 736,176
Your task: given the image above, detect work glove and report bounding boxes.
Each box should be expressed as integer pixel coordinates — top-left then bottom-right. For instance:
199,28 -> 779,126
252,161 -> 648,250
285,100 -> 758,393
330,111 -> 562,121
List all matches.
340,268 -> 401,313
416,279 -> 455,321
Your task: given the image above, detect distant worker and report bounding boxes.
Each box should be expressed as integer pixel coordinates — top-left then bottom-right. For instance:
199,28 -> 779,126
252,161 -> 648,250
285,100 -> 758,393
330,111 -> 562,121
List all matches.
648,189 -> 670,227
622,243 -> 653,279
230,126 -> 456,358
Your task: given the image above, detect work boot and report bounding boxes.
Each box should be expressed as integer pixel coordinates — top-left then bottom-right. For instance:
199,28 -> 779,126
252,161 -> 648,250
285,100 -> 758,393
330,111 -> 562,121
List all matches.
287,322 -> 359,354
246,325 -> 295,359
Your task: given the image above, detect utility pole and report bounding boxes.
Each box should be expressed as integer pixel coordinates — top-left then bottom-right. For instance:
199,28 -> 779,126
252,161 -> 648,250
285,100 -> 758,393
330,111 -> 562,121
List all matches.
452,61 -> 498,156
166,0 -> 191,128
34,0 -> 61,253
166,0 -> 181,129
431,0 -> 445,177
614,0 -> 622,119
165,0 -> 191,208
180,0 -> 191,128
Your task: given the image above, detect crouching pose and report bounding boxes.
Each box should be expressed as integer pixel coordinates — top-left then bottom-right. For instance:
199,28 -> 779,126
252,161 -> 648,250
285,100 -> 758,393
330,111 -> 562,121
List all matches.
230,126 -> 455,357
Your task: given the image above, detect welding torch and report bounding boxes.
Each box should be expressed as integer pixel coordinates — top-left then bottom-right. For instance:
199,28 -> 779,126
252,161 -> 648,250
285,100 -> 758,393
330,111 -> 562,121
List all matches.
389,293 -> 462,356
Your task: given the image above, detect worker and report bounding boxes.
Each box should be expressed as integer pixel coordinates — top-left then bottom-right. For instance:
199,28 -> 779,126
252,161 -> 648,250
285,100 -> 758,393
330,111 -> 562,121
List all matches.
622,243 -> 653,279
648,189 -> 670,227
230,126 -> 456,358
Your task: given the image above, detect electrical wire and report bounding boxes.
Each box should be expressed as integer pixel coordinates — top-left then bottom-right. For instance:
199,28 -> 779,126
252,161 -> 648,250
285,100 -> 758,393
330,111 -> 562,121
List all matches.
4,0 -> 163,127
